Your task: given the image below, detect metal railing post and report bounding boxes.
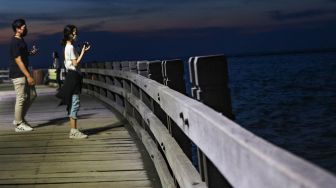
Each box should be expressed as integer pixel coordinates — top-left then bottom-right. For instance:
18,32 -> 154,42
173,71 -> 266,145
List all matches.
188,55 -> 233,187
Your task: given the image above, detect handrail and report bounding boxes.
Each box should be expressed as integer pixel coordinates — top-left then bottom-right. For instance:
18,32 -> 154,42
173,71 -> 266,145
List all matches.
0,69 -> 9,80
82,63 -> 336,188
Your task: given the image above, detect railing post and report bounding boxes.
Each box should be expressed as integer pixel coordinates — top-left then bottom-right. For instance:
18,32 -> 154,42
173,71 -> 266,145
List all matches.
104,61 -> 115,101
188,55 -> 233,188
140,61 -> 168,128
129,61 -> 144,128
162,59 -> 186,94
141,59 -> 194,161
98,62 -> 106,97
113,62 -> 125,109
162,59 -> 193,161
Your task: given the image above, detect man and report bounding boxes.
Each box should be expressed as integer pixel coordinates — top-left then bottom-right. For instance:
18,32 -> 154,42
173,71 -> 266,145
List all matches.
9,19 -> 38,132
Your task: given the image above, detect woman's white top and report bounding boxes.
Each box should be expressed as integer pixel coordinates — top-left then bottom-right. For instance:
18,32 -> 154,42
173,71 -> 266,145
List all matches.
64,43 -> 78,71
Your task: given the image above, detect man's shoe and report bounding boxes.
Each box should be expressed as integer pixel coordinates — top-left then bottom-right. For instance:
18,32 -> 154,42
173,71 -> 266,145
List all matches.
15,122 -> 33,132
69,129 -> 88,139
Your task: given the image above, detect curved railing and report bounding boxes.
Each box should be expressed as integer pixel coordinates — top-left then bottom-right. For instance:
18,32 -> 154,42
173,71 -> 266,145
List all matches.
81,56 -> 336,188
0,69 -> 9,83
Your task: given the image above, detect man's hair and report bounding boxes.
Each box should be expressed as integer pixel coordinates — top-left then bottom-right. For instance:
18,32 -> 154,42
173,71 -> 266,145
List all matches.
12,19 -> 26,32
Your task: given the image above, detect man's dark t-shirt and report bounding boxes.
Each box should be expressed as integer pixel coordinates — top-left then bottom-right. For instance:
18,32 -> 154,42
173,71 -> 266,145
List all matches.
9,36 -> 29,79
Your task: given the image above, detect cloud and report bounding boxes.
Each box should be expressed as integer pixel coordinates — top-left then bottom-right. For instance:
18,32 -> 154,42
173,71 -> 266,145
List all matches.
1,1 -> 335,46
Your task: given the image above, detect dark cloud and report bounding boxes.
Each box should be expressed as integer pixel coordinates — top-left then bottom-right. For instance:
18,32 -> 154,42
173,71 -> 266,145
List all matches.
79,20 -> 108,32
0,13 -> 63,23
0,3 -> 171,24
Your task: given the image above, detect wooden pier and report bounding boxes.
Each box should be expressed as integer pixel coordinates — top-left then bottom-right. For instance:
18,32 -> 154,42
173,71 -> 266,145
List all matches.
0,84 -> 161,188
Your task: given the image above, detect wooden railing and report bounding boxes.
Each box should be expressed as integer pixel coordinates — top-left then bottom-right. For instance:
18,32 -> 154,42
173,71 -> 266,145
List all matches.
81,56 -> 336,188
0,69 -> 9,82
0,68 -> 61,85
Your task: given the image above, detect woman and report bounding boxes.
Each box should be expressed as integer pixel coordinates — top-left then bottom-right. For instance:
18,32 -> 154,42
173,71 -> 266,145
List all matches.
56,25 -> 90,139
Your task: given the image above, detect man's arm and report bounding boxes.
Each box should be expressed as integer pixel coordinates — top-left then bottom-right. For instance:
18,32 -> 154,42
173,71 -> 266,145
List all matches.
15,56 -> 35,85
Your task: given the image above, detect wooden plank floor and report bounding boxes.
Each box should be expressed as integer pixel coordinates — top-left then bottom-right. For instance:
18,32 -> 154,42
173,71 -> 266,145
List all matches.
0,84 -> 161,188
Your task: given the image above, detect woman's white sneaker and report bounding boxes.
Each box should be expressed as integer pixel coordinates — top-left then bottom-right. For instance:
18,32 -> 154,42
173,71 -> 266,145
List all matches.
69,129 -> 88,139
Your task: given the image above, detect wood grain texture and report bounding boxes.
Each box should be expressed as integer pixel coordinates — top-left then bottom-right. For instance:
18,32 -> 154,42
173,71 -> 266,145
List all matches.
0,85 -> 161,187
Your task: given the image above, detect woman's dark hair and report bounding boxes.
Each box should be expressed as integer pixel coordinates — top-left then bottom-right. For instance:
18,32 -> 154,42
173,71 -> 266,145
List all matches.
12,19 -> 26,32
61,25 -> 77,46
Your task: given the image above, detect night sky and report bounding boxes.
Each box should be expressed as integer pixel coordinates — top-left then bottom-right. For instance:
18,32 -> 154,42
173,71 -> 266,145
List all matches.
0,0 -> 336,68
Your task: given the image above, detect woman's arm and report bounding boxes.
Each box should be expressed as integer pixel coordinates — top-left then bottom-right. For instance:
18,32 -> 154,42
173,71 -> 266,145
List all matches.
72,45 -> 90,67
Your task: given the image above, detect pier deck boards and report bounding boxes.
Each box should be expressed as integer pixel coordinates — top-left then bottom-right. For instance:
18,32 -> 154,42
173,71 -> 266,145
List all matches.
0,85 -> 161,188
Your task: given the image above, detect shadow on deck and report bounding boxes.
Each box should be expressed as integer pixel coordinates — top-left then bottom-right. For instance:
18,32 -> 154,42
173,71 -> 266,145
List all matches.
0,85 -> 161,188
